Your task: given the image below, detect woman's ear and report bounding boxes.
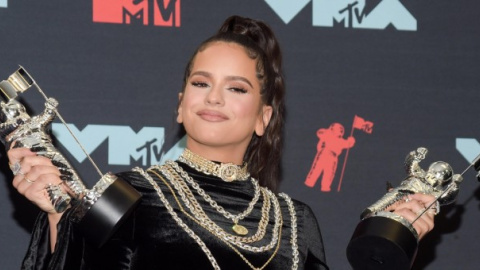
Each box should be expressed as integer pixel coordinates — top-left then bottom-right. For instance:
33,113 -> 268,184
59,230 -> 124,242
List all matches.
255,105 -> 273,136
176,92 -> 184,124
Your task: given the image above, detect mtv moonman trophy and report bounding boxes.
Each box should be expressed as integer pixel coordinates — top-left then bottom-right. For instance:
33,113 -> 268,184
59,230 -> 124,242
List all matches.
0,67 -> 141,247
346,147 -> 465,270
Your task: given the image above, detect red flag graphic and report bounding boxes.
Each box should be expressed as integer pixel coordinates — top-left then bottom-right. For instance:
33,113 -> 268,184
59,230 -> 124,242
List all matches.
353,115 -> 373,134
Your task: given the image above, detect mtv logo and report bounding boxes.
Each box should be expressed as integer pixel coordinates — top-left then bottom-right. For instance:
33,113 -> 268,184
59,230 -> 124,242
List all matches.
313,0 -> 416,31
52,123 -> 168,166
93,0 -> 180,27
266,0 -> 416,31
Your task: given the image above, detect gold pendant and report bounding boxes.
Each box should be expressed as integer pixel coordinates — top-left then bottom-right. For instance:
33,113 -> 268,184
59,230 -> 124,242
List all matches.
232,224 -> 248,236
220,164 -> 237,182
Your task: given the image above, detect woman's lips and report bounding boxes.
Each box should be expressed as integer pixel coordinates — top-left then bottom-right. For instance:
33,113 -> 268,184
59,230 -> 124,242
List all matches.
197,110 -> 229,122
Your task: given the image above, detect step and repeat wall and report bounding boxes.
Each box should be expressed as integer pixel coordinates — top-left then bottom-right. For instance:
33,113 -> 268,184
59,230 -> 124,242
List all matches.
0,1 -> 479,269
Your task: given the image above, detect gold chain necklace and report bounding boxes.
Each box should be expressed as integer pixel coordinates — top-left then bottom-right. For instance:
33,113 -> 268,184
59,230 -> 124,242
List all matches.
145,167 -> 281,270
179,148 -> 250,182
138,165 -> 300,270
159,163 -> 281,250
168,160 -> 260,236
133,167 -> 221,270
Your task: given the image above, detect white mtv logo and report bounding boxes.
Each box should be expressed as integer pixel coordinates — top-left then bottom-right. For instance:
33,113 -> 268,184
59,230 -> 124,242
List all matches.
52,124 -> 185,166
266,0 -> 416,31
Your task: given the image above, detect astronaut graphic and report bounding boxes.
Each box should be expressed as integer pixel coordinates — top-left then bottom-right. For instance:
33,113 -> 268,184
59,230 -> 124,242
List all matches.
305,115 -> 373,192
305,123 -> 355,191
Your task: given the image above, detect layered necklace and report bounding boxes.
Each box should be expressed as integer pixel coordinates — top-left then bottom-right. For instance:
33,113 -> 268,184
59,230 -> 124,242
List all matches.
136,149 -> 299,269
167,158 -> 260,235
163,161 -> 281,251
178,148 -> 257,235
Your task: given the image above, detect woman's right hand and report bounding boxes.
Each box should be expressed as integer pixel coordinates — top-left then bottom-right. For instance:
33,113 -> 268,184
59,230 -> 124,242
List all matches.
8,147 -> 63,215
9,147 -> 67,251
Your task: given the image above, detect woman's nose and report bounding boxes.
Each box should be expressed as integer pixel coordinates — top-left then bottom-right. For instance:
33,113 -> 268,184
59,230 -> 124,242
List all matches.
205,86 -> 224,106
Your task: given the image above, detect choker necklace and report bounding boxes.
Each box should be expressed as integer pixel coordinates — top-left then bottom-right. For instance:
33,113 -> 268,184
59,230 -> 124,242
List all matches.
179,148 -> 250,182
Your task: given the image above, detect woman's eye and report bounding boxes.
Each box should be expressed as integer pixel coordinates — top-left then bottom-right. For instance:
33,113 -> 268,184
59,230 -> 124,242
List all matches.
191,81 -> 209,88
229,87 -> 248,94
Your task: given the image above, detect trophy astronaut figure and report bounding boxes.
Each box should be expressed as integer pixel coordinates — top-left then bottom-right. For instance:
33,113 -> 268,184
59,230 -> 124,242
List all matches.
0,97 -> 84,213
361,147 -> 463,220
347,147 -> 463,270
0,67 -> 141,247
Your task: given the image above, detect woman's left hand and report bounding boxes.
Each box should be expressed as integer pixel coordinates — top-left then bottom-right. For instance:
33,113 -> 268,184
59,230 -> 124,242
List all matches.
389,193 -> 437,240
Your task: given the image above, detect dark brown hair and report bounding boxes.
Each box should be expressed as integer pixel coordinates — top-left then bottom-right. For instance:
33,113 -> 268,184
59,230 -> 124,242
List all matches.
181,16 -> 285,191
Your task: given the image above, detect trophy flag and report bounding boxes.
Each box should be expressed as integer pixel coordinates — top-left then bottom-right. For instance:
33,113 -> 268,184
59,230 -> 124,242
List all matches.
337,115 -> 374,191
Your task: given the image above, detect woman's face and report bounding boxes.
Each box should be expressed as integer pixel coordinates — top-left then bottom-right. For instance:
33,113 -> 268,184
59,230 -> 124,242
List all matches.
177,41 -> 272,161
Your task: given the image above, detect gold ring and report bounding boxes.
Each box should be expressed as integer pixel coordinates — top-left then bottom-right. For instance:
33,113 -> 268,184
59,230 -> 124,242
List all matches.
25,177 -> 35,184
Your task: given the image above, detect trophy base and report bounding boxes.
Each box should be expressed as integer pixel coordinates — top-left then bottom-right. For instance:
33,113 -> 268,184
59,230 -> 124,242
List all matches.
346,216 -> 418,270
77,177 -> 141,248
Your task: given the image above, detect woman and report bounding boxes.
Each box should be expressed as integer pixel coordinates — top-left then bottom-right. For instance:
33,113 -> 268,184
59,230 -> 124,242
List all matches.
8,16 -> 435,269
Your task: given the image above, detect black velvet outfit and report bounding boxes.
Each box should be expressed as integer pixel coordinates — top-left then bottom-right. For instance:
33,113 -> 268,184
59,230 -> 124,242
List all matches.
21,162 -> 329,270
